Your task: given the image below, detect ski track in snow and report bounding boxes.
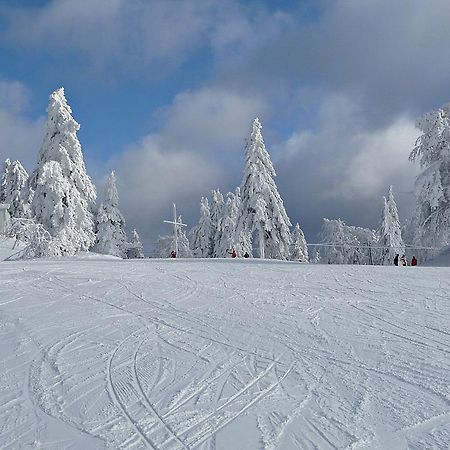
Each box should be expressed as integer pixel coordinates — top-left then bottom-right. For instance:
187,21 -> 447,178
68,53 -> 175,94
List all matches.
0,259 -> 450,449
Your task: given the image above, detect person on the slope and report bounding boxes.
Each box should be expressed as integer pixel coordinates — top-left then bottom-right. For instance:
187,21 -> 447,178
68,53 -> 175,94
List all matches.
400,254 -> 407,266
227,248 -> 237,258
394,254 -> 399,266
243,252 -> 250,258
170,250 -> 176,258
411,256 -> 418,266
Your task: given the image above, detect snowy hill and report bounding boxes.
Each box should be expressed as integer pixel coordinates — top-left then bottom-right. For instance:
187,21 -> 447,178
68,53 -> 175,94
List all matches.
0,258 -> 449,449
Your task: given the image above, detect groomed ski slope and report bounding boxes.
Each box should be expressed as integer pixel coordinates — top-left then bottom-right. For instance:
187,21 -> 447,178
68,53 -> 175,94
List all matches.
0,256 -> 449,450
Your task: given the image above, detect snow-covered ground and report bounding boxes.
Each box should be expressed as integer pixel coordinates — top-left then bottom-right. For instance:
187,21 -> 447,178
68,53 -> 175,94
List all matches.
0,257 -> 449,449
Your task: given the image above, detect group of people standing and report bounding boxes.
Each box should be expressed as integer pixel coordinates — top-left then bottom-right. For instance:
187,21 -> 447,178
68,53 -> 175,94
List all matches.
394,254 -> 417,266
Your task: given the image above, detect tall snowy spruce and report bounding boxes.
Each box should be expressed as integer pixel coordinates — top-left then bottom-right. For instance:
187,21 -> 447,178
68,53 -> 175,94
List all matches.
236,118 -> 292,259
29,88 -> 96,255
378,186 -> 404,265
410,103 -> 450,261
290,223 -> 309,262
0,159 -> 30,218
127,229 -> 145,259
189,197 -> 214,257
94,171 -> 127,258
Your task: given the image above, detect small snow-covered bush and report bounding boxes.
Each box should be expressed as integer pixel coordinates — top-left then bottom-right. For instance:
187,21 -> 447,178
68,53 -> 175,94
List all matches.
8,218 -> 58,258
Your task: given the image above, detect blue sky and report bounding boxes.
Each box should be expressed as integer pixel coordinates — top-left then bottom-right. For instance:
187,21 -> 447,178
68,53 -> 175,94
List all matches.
1,0 -> 450,250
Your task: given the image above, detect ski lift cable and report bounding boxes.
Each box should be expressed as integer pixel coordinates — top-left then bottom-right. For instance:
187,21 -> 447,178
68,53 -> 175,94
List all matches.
306,243 -> 441,250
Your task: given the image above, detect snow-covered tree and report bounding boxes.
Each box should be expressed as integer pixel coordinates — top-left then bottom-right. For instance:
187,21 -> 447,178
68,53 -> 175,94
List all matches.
8,217 -> 57,258
312,250 -> 321,264
94,171 -> 127,258
214,188 -> 240,257
127,229 -> 145,258
0,159 -> 30,218
290,223 -> 309,262
0,158 -> 11,203
236,118 -> 292,259
189,197 -> 214,257
29,88 -> 96,255
378,186 -> 405,265
320,218 -> 377,265
409,103 -> 450,261
177,217 -> 192,258
210,189 -> 224,256
210,189 -> 224,225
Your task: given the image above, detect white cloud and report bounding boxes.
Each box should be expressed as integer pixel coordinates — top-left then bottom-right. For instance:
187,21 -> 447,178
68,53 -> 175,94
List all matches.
276,94 -> 421,238
0,79 -> 44,169
111,86 -> 266,243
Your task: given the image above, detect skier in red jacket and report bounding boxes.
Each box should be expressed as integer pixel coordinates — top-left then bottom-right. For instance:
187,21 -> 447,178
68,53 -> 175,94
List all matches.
411,256 -> 418,266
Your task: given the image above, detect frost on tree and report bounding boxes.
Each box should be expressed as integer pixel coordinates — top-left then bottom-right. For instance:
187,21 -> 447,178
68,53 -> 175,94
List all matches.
210,189 -> 224,257
236,118 -> 292,259
210,189 -> 225,228
189,197 -> 214,257
320,218 -> 377,265
214,188 -> 241,257
29,88 -> 96,255
290,223 -> 309,262
410,103 -> 450,261
0,159 -> 30,218
0,159 -> 11,203
94,171 -> 127,258
378,186 -> 404,265
127,229 -> 145,259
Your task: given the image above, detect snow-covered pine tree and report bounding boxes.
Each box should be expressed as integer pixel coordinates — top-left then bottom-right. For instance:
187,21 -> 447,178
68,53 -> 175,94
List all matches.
189,197 -> 214,257
29,88 -> 96,255
0,159 -> 30,218
127,229 -> 145,258
290,223 -> 309,262
312,250 -> 321,264
210,189 -> 224,226
210,189 -> 224,256
0,159 -> 11,203
236,118 -> 292,259
177,216 -> 192,258
378,186 -> 405,265
94,171 -> 127,258
409,103 -> 450,261
214,188 -> 240,257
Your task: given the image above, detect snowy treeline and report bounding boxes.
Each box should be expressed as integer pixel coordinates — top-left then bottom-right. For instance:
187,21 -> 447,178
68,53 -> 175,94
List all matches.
1,88 -> 143,259
318,186 -> 405,265
2,88 -> 450,263
187,118 -> 308,261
